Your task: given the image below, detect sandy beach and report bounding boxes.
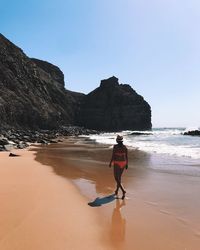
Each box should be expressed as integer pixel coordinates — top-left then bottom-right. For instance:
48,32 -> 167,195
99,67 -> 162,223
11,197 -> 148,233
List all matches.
1,138 -> 200,250
0,147 -> 112,250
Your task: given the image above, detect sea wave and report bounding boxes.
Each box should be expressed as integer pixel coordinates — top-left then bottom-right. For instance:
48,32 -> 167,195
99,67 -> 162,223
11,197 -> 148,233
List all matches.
81,128 -> 200,160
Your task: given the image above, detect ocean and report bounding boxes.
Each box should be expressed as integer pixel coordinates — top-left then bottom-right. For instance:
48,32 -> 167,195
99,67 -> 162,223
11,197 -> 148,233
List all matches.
82,128 -> 200,176
85,128 -> 200,159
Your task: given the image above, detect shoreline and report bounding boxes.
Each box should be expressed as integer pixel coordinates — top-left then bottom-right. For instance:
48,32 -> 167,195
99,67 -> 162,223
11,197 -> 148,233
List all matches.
35,137 -> 200,250
1,137 -> 200,249
0,147 -> 112,250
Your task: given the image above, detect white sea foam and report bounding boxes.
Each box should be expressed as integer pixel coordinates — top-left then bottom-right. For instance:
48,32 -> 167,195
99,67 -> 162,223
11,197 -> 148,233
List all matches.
82,128 -> 200,160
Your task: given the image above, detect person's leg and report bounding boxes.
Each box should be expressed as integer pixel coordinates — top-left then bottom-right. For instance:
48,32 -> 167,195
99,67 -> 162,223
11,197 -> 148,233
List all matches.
114,166 -> 126,198
114,166 -> 120,195
117,168 -> 126,195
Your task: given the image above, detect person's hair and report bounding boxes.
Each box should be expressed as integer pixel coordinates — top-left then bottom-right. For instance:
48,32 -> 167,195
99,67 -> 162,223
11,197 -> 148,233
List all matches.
117,141 -> 123,146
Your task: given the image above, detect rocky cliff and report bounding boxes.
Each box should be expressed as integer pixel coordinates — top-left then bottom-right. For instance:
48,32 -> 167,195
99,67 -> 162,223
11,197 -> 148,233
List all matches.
77,76 -> 151,131
0,34 -> 84,130
0,34 -> 151,132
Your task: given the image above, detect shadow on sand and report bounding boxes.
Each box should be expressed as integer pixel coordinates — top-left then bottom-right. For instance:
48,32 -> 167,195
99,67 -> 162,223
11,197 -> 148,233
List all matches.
88,194 -> 116,207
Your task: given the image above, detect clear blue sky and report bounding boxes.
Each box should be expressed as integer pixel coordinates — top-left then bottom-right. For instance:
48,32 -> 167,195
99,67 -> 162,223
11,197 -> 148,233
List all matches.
1,0 -> 200,128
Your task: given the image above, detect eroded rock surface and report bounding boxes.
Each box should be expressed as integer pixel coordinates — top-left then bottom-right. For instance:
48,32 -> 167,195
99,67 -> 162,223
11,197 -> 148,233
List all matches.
77,76 -> 152,131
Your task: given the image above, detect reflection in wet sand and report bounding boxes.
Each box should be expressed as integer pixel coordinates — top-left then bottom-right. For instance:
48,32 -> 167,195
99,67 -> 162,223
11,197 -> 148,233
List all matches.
33,138 -> 200,250
110,199 -> 126,249
34,139 -> 149,195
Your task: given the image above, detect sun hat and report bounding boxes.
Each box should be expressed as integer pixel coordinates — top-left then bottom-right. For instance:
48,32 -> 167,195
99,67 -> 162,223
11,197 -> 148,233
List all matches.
116,135 -> 123,142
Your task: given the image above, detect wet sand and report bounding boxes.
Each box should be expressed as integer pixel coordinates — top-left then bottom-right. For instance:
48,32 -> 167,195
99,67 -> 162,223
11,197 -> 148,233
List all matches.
0,148 -> 112,250
35,137 -> 200,250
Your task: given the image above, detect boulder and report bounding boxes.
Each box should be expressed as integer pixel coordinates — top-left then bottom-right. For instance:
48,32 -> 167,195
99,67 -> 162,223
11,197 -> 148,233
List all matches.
9,153 -> 20,157
183,130 -> 200,136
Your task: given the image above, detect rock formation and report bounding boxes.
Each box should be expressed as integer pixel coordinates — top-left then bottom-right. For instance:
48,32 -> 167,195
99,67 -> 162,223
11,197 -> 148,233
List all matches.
183,130 -> 200,136
31,58 -> 65,89
0,34 -> 151,132
0,34 -> 84,130
77,76 -> 152,131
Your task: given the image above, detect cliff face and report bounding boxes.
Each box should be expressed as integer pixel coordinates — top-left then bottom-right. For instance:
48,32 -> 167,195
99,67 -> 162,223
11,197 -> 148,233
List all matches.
0,34 -> 151,131
77,76 -> 152,131
31,58 -> 65,89
0,34 -> 84,130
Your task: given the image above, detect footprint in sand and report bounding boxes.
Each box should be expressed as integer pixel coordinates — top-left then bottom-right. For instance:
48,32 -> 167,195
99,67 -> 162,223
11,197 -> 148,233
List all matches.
145,201 -> 158,207
159,209 -> 172,216
176,217 -> 189,226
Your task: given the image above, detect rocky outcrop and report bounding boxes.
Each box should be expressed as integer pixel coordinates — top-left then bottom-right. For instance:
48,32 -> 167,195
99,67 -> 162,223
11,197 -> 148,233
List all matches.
0,126 -> 99,151
77,76 -> 152,131
130,132 -> 153,135
0,34 -> 152,132
31,58 -> 65,89
183,130 -> 200,136
0,34 -> 84,130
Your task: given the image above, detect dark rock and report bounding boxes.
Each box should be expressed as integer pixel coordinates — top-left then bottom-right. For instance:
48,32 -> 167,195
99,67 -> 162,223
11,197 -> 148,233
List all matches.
17,141 -> 29,149
49,140 -> 58,143
36,139 -> 49,144
9,153 -> 20,157
0,126 -> 99,151
31,58 -> 65,89
0,34 -> 152,133
0,138 -> 9,146
77,76 -> 152,131
130,132 -> 153,135
0,34 -> 83,130
183,130 -> 200,136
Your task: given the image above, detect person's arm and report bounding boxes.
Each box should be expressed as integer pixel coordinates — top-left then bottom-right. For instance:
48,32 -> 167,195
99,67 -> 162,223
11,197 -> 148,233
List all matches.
109,146 -> 115,167
125,147 -> 128,169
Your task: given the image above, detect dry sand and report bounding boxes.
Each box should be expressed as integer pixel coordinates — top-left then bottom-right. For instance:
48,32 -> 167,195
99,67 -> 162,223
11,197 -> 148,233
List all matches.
0,148 -> 112,250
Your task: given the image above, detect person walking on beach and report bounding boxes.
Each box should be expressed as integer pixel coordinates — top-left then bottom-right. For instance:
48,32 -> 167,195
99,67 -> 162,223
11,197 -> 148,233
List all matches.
109,135 -> 128,199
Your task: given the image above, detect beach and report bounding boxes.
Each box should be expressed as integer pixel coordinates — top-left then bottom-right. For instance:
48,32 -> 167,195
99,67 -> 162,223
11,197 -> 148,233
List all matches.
1,138 -> 200,250
0,147 -> 112,250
